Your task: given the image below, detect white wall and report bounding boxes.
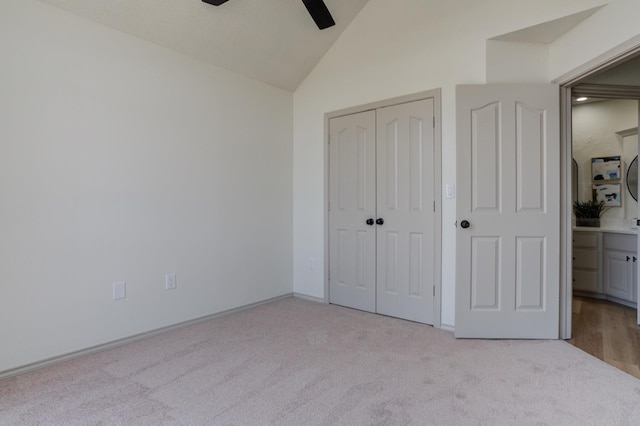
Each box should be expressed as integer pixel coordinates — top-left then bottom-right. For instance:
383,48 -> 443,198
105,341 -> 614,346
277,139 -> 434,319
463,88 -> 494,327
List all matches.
573,100 -> 638,224
550,0 -> 640,81
292,0 -> 626,328
0,0 -> 293,373
486,41 -> 549,84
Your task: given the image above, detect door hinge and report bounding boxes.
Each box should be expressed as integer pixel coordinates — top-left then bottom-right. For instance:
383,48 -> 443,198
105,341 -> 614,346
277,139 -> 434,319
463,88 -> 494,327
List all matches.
433,117 -> 435,128
433,286 -> 435,297
433,201 -> 436,212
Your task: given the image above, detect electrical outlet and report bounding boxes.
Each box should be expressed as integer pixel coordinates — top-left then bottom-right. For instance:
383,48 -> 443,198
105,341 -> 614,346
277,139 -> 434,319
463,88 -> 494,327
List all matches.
166,273 -> 177,290
113,282 -> 126,300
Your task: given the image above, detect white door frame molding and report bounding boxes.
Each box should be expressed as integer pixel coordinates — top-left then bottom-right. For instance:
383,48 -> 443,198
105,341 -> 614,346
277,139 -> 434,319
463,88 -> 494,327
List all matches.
554,37 -> 640,340
324,88 -> 443,328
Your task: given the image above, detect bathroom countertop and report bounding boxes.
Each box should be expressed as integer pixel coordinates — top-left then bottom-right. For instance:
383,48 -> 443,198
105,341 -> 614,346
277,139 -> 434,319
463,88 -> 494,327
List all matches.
573,226 -> 638,235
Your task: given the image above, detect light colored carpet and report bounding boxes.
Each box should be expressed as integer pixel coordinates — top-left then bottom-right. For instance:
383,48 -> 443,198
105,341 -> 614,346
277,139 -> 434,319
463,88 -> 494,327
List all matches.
2,297 -> 640,425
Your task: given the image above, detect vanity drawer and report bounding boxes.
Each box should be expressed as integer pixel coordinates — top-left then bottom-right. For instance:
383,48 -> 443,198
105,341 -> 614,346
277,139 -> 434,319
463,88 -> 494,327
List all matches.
603,233 -> 637,252
573,233 -> 599,248
573,270 -> 600,293
573,248 -> 599,269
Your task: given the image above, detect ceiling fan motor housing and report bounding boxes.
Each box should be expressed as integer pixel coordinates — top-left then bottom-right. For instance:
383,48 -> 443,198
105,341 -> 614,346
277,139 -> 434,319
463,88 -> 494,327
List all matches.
202,0 -> 229,6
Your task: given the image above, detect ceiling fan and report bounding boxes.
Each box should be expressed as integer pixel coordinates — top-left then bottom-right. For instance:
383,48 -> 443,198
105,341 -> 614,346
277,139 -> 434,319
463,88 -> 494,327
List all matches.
201,0 -> 336,30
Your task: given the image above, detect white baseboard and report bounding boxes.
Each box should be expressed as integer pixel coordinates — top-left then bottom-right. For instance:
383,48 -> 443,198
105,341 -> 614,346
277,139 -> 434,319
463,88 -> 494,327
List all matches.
439,323 -> 455,333
293,292 -> 327,304
0,293 -> 293,381
295,293 -> 452,334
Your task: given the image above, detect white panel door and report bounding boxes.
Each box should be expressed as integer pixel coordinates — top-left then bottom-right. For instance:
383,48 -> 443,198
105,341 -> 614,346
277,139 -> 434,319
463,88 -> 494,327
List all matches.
376,99 -> 435,324
329,110 -> 377,313
455,85 -> 560,338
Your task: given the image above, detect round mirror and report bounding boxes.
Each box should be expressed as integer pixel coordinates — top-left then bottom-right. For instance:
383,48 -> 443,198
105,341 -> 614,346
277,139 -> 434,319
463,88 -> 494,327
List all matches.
627,156 -> 638,201
572,159 -> 578,202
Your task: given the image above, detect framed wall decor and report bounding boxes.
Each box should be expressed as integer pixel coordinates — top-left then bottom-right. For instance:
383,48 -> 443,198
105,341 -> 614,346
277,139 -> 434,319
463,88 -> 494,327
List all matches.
593,183 -> 622,207
591,155 -> 621,182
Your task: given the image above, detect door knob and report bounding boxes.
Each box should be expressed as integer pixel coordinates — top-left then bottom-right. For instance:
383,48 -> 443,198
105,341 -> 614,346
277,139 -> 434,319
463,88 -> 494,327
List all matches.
376,218 -> 384,225
460,220 -> 470,229
366,218 -> 374,226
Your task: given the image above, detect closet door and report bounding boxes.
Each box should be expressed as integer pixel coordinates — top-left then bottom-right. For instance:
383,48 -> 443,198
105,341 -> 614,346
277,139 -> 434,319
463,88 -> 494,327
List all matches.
376,99 -> 436,324
328,110 -> 377,312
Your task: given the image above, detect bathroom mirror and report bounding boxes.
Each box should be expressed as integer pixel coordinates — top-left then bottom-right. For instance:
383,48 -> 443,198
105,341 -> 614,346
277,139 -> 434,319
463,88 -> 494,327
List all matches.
627,155 -> 638,201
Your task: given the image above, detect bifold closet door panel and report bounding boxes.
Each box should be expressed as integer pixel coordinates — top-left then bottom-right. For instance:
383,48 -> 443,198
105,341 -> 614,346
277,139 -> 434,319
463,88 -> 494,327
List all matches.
376,99 -> 436,324
328,110 -> 377,313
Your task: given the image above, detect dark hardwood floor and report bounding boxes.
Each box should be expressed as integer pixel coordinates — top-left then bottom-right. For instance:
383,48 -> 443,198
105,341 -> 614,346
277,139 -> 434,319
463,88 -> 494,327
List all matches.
568,296 -> 640,379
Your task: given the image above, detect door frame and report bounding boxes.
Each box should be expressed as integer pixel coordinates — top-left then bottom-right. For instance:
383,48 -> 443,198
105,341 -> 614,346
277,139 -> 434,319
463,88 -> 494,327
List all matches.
554,35 -> 640,339
324,88 -> 443,328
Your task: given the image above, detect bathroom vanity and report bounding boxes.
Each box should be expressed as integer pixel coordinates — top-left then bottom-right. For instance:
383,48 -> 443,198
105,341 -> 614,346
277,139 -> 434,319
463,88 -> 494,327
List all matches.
573,227 -> 638,308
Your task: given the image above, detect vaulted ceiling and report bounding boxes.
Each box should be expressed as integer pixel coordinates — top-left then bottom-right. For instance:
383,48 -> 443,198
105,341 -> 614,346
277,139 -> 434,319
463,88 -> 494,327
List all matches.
37,0 -> 370,91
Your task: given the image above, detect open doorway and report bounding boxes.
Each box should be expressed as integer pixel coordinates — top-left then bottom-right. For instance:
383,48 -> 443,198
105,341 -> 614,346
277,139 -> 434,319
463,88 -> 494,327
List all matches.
569,96 -> 639,378
561,55 -> 640,378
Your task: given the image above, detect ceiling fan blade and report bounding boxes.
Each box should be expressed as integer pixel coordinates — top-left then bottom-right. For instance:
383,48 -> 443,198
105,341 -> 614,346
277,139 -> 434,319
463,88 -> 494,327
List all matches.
301,0 -> 335,30
202,0 -> 229,5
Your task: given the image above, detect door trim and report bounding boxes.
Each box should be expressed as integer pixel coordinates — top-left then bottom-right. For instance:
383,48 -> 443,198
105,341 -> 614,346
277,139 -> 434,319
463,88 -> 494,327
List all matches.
324,88 -> 443,328
553,34 -> 640,87
555,40 -> 640,339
